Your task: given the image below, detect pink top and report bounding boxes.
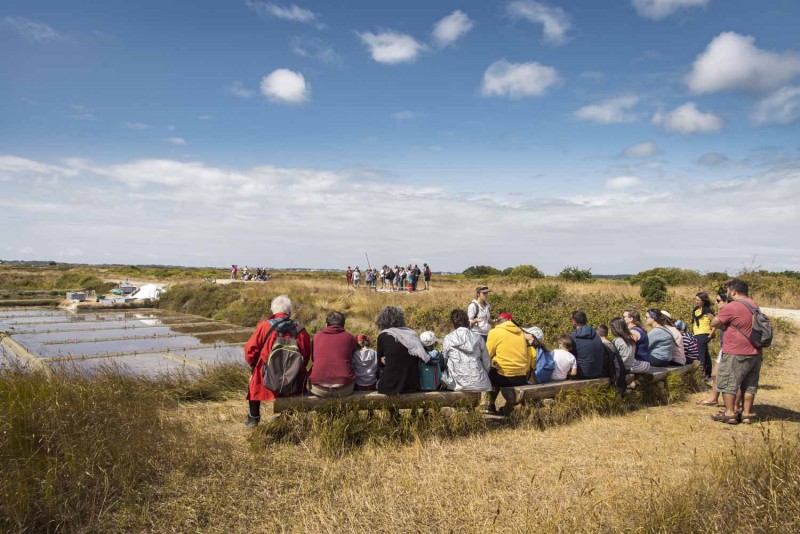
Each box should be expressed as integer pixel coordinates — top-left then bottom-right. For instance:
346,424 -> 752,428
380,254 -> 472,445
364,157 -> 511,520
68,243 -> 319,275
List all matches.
716,298 -> 761,356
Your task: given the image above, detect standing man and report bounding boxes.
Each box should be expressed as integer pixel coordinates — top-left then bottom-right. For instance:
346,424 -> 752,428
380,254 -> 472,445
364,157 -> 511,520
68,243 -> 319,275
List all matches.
468,286 -> 492,342
569,310 -> 605,379
423,263 -> 432,290
711,278 -> 763,425
346,266 -> 353,287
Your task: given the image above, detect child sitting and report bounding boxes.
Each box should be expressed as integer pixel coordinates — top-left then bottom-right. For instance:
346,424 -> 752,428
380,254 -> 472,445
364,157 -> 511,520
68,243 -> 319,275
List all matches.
352,334 -> 378,391
674,320 -> 699,363
419,331 -> 444,391
551,334 -> 578,381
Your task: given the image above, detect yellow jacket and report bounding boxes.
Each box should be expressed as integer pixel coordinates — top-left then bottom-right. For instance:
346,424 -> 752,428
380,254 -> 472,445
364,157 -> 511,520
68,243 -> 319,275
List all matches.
486,321 -> 532,377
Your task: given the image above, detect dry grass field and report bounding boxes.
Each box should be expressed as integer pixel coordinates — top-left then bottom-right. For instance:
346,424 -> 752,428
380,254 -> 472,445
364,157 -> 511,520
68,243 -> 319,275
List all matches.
2,265 -> 800,532
103,319 -> 800,533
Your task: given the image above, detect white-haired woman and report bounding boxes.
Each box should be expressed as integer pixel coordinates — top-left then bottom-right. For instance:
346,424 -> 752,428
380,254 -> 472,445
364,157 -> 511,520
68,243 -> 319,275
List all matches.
375,306 -> 429,394
244,295 -> 311,427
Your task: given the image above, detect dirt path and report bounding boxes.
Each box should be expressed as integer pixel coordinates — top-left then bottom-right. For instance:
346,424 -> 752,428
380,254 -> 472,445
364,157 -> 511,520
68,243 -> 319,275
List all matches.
140,316 -> 800,532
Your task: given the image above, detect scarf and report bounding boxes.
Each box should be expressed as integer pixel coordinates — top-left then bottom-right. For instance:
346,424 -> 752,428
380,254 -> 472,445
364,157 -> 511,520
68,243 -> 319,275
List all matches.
692,306 -> 714,326
381,327 -> 430,363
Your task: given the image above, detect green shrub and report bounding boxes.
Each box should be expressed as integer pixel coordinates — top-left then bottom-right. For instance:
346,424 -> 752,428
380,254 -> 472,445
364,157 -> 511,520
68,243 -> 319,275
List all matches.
462,265 -> 502,277
640,275 -> 668,303
629,267 -> 702,286
508,264 -> 545,279
558,266 -> 593,282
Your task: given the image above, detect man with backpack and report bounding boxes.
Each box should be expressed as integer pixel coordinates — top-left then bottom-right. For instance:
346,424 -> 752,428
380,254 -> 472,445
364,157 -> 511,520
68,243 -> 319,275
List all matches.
243,295 -> 311,428
711,278 -> 771,425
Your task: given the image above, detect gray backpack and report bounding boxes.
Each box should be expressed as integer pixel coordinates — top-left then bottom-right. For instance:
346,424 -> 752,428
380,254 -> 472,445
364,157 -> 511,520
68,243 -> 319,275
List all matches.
261,319 -> 306,395
733,300 -> 773,349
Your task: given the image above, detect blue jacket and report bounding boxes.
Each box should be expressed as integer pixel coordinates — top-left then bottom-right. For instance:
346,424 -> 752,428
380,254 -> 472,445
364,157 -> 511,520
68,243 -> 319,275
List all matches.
571,325 -> 605,379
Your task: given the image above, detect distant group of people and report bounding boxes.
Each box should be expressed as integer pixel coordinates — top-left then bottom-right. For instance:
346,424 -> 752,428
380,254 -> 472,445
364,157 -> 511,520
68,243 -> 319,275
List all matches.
346,264 -> 432,292
243,278 -> 766,426
230,265 -> 270,281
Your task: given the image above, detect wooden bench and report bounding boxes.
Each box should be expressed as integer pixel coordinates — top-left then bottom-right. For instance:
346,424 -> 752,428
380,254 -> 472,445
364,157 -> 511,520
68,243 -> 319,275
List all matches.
272,363 -> 699,413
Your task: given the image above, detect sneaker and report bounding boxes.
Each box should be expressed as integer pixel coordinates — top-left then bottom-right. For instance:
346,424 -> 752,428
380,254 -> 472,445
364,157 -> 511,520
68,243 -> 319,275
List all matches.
482,405 -> 497,415
244,415 -> 260,428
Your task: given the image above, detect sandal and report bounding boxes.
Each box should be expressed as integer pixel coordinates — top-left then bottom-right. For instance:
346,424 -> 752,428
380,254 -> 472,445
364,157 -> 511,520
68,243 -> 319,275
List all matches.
741,414 -> 757,424
697,399 -> 719,406
711,413 -> 740,425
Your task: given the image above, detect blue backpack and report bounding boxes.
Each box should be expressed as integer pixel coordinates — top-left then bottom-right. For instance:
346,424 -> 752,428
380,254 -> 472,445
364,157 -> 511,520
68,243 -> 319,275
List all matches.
532,347 -> 555,384
419,349 -> 443,391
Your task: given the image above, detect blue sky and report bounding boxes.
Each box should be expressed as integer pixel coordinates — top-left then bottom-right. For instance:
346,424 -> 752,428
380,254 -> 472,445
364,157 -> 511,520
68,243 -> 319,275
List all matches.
2,0 -> 800,273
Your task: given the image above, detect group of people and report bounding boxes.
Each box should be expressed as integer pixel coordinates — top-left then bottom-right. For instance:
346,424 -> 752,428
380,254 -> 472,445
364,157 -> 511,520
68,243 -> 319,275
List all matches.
243,278 -> 765,426
230,265 -> 270,281
345,264 -> 432,291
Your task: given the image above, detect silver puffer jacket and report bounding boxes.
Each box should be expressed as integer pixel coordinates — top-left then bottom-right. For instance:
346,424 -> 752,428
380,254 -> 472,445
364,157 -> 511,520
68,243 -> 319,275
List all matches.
441,327 -> 492,392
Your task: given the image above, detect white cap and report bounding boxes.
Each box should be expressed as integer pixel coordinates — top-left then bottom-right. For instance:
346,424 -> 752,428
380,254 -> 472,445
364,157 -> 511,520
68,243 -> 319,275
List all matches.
419,331 -> 440,347
522,326 -> 544,341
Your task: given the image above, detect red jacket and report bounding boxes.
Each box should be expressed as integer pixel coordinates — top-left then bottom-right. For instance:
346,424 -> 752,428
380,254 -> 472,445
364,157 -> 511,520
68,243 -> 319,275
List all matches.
309,325 -> 358,386
244,313 -> 311,402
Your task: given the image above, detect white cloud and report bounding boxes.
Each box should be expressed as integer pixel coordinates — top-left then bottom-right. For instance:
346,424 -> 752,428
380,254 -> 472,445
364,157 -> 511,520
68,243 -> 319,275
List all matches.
632,0 -> 710,20
687,32 -> 800,94
2,16 -> 61,41
605,176 -> 641,189
480,59 -> 560,99
751,86 -> 800,126
164,137 -> 187,145
226,81 -> 255,99
291,37 -> 340,64
3,154 -> 799,272
573,96 -> 639,124
432,10 -> 474,47
698,152 -> 730,166
623,141 -> 660,158
652,102 -> 723,134
507,1 -> 571,46
392,111 -> 422,120
245,1 -> 324,29
70,105 -> 97,121
0,155 -> 77,180
357,30 -> 426,64
123,122 -> 150,130
260,68 -> 310,104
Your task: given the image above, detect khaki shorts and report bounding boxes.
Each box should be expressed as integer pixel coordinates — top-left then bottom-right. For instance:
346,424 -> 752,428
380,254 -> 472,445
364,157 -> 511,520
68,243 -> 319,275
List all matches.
309,381 -> 355,398
716,353 -> 762,395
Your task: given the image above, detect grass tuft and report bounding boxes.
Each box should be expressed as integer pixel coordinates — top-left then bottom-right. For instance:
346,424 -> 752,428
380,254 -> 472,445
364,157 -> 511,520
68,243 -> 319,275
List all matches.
252,402 -> 487,457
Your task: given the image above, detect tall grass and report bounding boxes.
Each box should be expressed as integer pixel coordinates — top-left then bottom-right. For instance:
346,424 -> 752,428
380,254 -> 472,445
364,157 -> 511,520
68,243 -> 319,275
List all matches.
0,363 -> 248,531
633,427 -> 800,532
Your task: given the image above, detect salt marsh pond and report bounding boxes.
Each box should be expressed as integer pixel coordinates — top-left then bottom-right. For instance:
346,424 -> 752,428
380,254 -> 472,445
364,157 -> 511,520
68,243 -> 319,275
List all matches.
0,308 -> 250,376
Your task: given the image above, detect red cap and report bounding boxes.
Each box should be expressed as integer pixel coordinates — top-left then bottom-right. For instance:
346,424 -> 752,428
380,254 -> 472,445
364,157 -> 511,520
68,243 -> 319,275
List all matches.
357,334 -> 371,343
498,312 -> 514,321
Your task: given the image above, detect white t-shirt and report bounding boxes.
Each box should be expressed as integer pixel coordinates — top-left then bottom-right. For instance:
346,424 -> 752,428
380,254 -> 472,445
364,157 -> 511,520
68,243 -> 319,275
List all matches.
468,300 -> 491,336
551,349 -> 577,381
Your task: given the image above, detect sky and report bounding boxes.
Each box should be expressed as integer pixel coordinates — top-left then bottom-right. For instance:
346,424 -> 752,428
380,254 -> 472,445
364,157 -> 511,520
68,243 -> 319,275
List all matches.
1,0 -> 799,274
